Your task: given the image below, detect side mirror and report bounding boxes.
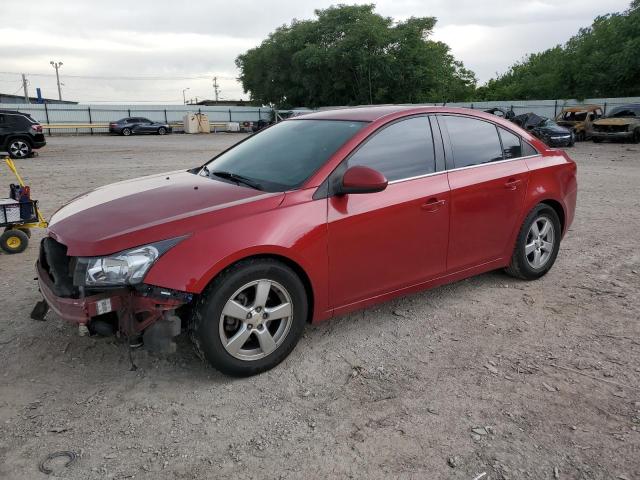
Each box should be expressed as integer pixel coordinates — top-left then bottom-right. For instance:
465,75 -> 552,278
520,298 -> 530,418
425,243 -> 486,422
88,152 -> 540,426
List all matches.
337,166 -> 388,195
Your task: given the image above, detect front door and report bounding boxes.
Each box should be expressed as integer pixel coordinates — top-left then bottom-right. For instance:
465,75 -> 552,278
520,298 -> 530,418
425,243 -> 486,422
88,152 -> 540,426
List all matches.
327,116 -> 450,309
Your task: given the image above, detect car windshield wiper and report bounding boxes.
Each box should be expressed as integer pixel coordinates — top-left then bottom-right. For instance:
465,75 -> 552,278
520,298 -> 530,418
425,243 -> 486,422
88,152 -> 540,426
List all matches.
210,171 -> 263,190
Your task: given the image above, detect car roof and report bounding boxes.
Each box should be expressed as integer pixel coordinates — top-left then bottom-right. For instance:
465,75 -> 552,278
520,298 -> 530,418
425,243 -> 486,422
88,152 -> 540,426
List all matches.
290,105 -> 495,122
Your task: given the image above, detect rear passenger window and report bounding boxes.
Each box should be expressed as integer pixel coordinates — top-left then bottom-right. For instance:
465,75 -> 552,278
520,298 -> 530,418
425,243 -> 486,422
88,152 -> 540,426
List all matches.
498,127 -> 522,159
443,116 -> 503,168
347,116 -> 435,181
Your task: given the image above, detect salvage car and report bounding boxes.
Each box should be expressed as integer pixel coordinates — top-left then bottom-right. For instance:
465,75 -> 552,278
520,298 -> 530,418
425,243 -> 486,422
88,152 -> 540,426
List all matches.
34,106 -> 577,376
513,113 -> 575,147
590,104 -> 640,143
555,105 -> 603,141
109,117 -> 172,136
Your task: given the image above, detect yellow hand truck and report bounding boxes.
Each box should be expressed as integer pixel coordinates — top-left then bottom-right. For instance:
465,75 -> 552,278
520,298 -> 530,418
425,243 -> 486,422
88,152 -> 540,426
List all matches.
1,157 -> 48,254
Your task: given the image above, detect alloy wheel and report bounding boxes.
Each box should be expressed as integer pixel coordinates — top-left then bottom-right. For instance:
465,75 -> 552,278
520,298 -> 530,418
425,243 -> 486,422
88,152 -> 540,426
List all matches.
9,140 -> 29,158
525,216 -> 555,269
218,279 -> 293,361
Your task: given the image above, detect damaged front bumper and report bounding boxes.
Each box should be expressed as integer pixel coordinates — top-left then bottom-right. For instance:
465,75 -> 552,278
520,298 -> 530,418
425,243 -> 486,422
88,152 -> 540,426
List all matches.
35,260 -> 191,339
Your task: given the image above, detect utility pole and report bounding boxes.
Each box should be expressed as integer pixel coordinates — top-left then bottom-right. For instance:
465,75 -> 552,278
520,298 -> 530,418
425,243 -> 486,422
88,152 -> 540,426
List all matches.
182,87 -> 190,105
21,74 -> 30,103
212,77 -> 220,103
50,61 -> 63,101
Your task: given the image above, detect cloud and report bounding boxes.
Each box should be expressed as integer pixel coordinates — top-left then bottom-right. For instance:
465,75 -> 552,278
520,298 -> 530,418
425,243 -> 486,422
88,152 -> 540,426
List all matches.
0,0 -> 631,103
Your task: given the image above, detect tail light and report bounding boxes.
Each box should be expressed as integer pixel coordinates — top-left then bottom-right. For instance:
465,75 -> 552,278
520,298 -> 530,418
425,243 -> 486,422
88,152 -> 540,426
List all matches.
109,122 -> 116,127
31,124 -> 43,133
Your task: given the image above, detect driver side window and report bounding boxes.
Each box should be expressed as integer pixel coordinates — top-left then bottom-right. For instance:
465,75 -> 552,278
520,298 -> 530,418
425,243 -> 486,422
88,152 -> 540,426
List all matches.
347,116 -> 436,182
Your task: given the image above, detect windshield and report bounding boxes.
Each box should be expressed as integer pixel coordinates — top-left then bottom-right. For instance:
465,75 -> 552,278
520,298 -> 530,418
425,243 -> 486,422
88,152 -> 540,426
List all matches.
201,119 -> 367,191
561,111 -> 587,121
540,118 -> 559,127
606,106 -> 639,118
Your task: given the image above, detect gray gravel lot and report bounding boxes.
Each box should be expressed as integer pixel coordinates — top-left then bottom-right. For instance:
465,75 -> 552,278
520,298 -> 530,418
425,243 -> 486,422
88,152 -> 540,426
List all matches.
1,134 -> 639,479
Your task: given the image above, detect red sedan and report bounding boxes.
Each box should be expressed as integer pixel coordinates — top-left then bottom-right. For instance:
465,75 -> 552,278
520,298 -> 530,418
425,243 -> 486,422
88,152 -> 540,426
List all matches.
35,106 -> 577,376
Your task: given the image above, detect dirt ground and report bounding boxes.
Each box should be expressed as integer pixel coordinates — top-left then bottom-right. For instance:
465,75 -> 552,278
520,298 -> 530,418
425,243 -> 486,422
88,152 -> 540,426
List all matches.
0,134 -> 639,480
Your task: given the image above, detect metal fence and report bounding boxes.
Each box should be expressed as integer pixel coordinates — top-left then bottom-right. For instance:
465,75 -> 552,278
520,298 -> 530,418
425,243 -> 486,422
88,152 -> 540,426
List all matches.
2,96 -> 639,135
0,103 -> 275,135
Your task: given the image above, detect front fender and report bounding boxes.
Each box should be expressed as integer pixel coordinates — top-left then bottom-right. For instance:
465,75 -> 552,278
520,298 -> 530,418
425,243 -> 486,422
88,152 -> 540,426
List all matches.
143,189 -> 330,322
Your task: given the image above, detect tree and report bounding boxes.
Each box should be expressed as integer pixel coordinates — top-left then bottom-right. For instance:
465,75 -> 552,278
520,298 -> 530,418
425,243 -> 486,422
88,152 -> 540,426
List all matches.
236,5 -> 476,108
476,1 -> 640,100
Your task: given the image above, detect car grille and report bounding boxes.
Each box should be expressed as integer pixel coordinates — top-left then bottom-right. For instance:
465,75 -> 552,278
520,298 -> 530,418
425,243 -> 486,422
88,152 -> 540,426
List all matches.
593,124 -> 628,133
40,237 -> 77,297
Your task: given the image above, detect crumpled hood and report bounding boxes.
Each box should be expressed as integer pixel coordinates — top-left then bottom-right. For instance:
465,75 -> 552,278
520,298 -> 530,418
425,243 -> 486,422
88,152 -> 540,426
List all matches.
594,118 -> 635,126
48,170 -> 283,256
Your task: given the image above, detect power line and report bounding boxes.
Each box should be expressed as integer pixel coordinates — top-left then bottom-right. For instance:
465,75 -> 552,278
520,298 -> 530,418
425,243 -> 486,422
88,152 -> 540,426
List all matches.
0,71 -> 238,81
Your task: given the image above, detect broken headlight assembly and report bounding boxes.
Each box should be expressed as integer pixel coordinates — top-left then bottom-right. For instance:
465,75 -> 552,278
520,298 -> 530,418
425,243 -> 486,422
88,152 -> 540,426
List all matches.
74,237 -> 184,288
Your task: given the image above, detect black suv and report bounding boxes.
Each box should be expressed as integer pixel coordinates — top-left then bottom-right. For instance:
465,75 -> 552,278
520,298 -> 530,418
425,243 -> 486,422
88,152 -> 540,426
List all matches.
0,110 -> 46,159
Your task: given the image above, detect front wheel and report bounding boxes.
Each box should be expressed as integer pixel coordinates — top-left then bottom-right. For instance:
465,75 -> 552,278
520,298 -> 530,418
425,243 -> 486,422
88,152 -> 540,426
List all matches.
505,204 -> 561,280
633,129 -> 640,144
191,259 -> 307,376
157,127 -> 167,135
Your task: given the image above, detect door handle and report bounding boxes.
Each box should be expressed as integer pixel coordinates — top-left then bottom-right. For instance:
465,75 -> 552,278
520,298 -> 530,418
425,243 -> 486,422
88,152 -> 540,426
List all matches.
421,198 -> 446,212
504,178 -> 522,190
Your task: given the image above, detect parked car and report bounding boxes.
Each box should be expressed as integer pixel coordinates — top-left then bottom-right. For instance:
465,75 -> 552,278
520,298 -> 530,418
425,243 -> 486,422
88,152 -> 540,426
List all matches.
590,104 -> 640,143
34,106 -> 577,376
484,107 -> 516,120
0,109 -> 46,159
513,112 -> 575,147
555,105 -> 603,141
109,117 -> 172,136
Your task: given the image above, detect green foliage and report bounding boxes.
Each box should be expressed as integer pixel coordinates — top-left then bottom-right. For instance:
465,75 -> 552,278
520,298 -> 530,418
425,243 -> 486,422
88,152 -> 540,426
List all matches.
477,1 -> 640,100
236,4 -> 476,108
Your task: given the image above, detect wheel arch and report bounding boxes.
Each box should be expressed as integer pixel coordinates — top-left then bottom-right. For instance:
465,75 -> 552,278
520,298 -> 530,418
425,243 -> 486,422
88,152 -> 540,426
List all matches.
200,252 -> 315,324
539,199 -> 565,234
6,134 -> 33,146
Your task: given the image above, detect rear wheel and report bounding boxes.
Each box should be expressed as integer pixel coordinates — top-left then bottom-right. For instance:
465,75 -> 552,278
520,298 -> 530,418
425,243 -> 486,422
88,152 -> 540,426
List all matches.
0,229 -> 29,254
191,259 -> 307,376
633,129 -> 640,144
593,137 -> 602,143
8,139 -> 32,159
121,128 -> 132,136
505,204 -> 561,280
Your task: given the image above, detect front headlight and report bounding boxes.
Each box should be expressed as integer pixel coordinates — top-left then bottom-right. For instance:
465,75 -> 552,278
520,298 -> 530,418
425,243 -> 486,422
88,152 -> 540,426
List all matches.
74,237 -> 184,288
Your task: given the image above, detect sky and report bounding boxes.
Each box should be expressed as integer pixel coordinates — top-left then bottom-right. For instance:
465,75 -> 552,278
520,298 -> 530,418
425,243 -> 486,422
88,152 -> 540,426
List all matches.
0,0 -> 631,104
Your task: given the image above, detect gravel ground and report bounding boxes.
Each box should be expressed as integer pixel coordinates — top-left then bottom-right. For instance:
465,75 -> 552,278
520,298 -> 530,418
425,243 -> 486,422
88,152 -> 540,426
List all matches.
0,135 -> 639,480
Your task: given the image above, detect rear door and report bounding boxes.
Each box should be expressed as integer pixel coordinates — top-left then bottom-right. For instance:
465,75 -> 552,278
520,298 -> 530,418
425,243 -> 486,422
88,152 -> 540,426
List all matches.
439,115 -> 531,272
327,115 -> 450,309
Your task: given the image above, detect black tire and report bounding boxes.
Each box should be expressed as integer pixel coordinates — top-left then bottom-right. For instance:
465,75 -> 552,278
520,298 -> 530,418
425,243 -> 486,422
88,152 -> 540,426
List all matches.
157,127 -> 167,135
0,229 -> 29,254
505,204 -> 561,281
7,138 -> 32,159
577,130 -> 586,142
593,137 -> 602,143
18,227 -> 31,238
633,129 -> 640,144
121,128 -> 132,136
191,258 -> 308,376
